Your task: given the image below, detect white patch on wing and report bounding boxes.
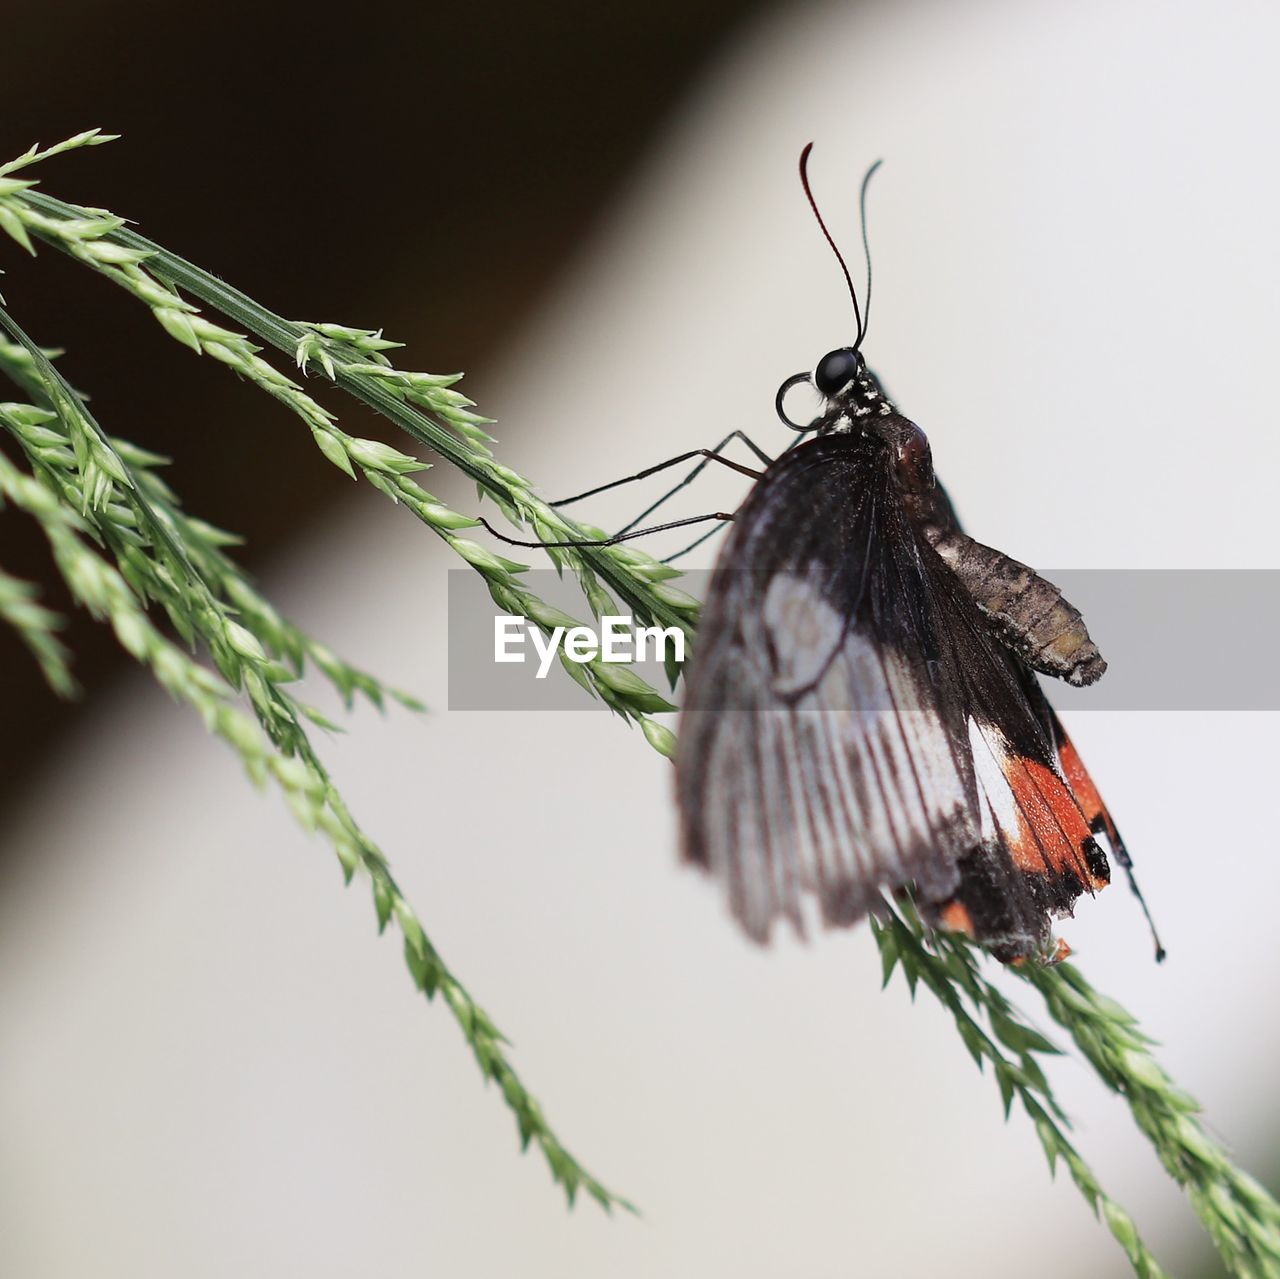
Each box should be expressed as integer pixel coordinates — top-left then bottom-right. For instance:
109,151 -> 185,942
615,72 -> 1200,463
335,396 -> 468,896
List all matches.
682,553 -> 988,941
968,716 -> 1019,842
761,571 -> 846,696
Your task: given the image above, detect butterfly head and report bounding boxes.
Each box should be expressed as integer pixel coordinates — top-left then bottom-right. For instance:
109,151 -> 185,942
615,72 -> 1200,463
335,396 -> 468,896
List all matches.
775,346 -> 895,435
813,346 -> 862,397
814,346 -> 894,420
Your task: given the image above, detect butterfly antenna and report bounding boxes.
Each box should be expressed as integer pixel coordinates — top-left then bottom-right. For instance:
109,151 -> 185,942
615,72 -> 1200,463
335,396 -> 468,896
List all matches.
799,142 -> 864,343
857,160 -> 883,347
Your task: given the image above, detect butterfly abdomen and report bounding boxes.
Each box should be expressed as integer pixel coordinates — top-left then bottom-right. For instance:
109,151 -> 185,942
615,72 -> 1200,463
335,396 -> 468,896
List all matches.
924,528 -> 1106,687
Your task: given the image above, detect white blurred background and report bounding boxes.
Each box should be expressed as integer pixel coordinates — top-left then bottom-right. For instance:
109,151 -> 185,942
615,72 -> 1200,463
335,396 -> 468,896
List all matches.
3,1 -> 1279,1275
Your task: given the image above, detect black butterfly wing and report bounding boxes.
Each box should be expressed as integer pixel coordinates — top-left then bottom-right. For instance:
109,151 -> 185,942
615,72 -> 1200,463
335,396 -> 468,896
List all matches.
677,431 -> 1109,959
678,432 -> 977,939
920,580 -> 1110,958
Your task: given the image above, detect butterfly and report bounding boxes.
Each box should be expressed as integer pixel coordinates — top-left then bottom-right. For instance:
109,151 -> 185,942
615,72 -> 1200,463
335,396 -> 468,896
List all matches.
675,146 -> 1161,964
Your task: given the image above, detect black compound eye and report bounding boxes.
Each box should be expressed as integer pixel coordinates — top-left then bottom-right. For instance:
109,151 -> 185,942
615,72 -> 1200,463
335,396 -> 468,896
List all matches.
814,347 -> 861,397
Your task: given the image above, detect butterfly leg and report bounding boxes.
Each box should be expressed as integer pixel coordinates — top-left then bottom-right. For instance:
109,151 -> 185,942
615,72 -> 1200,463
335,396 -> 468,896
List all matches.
661,522 -> 729,564
478,511 -> 734,550
655,430 -> 820,562
551,431 -> 771,536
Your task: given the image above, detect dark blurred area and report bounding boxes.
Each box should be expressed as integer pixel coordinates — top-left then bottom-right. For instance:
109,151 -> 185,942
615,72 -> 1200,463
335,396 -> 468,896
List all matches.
0,1 -> 762,823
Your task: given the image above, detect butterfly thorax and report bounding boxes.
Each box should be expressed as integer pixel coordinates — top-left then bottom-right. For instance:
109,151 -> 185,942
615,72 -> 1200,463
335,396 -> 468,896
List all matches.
821,364 -> 896,427
802,349 -> 939,519
840,399 -> 940,523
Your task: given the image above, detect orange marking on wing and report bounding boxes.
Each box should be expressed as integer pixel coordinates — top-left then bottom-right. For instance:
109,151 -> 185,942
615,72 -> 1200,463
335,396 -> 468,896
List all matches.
1057,733 -> 1121,847
939,900 -> 976,936
1058,734 -> 1105,824
1001,754 -> 1096,886
999,802 -> 1046,876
